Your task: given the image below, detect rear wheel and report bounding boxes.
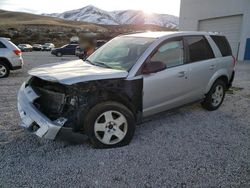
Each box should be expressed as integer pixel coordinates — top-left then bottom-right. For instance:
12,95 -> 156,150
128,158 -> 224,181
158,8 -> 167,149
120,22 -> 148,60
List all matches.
201,79 -> 226,111
84,101 -> 135,148
56,52 -> 62,57
0,62 -> 10,78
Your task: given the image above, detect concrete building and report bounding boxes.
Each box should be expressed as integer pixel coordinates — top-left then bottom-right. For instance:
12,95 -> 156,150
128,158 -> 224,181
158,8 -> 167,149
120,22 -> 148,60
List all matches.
179,0 -> 250,61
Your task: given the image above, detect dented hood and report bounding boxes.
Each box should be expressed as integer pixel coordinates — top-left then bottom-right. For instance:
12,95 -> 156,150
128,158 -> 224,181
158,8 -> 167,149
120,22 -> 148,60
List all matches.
28,60 -> 128,85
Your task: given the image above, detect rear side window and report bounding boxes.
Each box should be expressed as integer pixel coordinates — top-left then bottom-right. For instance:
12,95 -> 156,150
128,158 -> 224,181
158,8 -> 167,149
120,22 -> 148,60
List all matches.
210,35 -> 232,56
0,42 -> 6,48
185,36 -> 214,63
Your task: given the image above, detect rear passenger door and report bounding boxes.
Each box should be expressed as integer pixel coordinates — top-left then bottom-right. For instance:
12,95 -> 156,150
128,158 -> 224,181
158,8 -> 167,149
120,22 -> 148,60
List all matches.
184,35 -> 216,99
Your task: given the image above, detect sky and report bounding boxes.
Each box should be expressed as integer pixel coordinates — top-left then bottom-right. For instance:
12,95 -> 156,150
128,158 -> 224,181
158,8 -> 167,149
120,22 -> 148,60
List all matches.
0,0 -> 181,16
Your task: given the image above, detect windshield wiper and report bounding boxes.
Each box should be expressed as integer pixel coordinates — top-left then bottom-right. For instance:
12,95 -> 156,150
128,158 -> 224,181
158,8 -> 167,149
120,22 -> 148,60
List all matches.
93,61 -> 112,69
85,59 -> 94,65
85,59 -> 112,69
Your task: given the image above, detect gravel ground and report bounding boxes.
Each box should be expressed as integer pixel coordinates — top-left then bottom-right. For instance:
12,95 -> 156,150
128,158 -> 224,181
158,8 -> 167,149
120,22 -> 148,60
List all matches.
0,52 -> 249,187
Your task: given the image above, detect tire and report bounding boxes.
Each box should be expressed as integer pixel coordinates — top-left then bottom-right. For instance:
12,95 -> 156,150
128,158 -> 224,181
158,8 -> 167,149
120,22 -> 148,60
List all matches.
0,62 -> 10,78
201,79 -> 226,111
56,52 -> 62,57
84,101 -> 135,148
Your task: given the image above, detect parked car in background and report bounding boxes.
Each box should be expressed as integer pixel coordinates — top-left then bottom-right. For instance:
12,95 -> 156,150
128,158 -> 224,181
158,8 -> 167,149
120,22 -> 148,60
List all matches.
51,44 -> 78,56
0,37 -> 23,78
42,43 -> 55,51
75,46 -> 82,57
18,44 -> 33,52
32,44 -> 42,51
18,32 -> 235,148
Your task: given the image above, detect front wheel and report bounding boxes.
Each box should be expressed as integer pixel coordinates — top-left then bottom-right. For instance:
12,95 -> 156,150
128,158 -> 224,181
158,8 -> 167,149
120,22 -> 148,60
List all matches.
84,101 -> 135,148
201,79 -> 226,111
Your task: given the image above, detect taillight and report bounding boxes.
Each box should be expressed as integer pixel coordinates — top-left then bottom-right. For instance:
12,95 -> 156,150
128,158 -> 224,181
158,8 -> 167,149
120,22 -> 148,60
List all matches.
232,56 -> 236,67
13,49 -> 22,56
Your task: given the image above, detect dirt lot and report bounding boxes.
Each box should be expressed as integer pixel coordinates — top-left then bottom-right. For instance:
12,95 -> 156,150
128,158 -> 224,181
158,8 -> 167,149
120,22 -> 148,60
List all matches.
0,52 -> 250,187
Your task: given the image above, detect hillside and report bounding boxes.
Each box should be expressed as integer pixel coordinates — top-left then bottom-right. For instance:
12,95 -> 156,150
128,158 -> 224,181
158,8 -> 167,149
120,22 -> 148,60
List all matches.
0,9 -> 176,46
0,9 -> 105,30
44,5 -> 179,29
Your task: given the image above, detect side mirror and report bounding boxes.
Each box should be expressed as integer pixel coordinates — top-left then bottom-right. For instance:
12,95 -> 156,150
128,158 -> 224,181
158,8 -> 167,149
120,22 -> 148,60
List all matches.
142,61 -> 166,74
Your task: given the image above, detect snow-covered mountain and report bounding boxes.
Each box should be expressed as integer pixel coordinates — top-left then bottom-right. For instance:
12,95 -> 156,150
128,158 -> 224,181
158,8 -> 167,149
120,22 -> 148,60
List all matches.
43,5 -> 179,29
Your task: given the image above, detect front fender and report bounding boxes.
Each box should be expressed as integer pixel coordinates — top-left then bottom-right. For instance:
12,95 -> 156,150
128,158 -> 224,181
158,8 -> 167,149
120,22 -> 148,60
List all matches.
205,68 -> 230,93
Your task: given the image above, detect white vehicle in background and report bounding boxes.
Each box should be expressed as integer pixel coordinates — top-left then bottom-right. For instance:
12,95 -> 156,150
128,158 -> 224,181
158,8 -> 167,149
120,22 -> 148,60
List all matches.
0,37 -> 23,78
42,43 -> 55,51
32,44 -> 43,51
18,44 -> 33,52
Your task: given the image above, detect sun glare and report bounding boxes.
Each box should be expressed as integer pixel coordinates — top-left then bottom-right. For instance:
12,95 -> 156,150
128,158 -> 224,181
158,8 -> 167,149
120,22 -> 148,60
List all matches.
142,6 -> 153,15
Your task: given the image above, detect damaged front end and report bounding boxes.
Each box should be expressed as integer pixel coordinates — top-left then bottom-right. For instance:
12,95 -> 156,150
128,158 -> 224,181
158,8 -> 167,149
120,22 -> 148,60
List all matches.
18,75 -> 143,140
17,76 -> 89,139
30,77 -> 87,127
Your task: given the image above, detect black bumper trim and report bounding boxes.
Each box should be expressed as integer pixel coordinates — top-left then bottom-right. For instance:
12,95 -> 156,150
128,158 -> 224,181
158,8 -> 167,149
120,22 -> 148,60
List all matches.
12,66 -> 22,70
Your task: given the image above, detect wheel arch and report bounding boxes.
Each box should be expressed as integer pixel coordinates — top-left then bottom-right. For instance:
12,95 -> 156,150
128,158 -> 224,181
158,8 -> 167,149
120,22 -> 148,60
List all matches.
0,57 -> 13,70
205,69 -> 229,93
73,78 -> 143,131
99,91 -> 137,117
91,79 -> 143,121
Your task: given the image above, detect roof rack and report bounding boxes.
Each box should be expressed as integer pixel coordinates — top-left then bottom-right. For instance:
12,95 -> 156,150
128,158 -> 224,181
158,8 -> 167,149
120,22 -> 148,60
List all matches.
119,30 -> 151,36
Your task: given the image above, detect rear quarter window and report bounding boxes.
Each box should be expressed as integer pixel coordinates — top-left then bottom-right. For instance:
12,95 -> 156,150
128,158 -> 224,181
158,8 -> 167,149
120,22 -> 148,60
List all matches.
210,35 -> 232,57
185,36 -> 214,63
0,41 -> 6,48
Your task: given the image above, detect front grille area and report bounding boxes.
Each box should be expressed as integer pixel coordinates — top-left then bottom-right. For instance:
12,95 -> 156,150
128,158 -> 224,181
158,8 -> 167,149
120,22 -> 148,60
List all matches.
26,76 -> 90,129
34,87 -> 66,118
28,77 -> 68,119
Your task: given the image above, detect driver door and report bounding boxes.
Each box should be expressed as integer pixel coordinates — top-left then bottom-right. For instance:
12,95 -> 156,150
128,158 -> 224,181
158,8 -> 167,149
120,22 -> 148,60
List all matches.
142,37 -> 190,117
65,45 -> 75,55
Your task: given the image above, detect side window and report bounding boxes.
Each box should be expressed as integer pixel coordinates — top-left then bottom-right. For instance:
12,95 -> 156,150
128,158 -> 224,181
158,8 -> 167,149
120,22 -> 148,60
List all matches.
150,40 -> 184,69
210,35 -> 232,56
185,36 -> 214,63
0,42 -> 6,48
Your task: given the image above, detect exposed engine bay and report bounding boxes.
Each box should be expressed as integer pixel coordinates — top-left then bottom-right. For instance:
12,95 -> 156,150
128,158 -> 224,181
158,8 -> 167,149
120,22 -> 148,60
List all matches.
27,76 -> 142,132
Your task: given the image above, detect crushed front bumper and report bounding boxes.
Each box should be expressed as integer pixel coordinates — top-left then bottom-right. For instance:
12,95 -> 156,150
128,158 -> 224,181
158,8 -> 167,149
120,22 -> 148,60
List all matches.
17,82 -> 64,139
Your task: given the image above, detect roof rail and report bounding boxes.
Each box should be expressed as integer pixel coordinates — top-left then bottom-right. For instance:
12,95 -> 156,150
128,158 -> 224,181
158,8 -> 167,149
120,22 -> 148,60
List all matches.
0,37 -> 11,40
119,30 -> 151,36
207,31 -> 223,35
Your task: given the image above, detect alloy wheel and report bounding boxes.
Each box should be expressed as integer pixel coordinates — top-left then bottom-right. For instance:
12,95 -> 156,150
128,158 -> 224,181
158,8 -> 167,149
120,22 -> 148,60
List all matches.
0,65 -> 7,77
94,110 -> 128,145
211,85 -> 224,107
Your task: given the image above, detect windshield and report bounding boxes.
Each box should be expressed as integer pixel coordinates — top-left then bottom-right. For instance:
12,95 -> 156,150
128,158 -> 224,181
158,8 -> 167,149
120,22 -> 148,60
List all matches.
87,36 -> 155,71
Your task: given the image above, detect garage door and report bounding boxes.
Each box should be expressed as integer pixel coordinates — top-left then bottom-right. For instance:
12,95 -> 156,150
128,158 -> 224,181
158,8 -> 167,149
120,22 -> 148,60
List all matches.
198,15 -> 242,58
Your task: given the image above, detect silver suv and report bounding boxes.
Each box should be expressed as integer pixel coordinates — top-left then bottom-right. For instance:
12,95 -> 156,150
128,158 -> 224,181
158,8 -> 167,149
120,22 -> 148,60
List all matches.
18,32 -> 235,148
0,37 -> 23,78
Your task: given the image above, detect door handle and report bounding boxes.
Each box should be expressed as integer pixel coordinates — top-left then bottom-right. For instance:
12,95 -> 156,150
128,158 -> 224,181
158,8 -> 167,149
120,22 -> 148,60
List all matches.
209,65 -> 216,70
178,71 -> 186,78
